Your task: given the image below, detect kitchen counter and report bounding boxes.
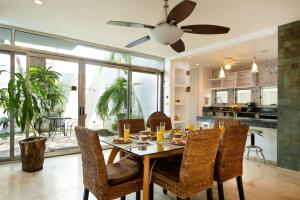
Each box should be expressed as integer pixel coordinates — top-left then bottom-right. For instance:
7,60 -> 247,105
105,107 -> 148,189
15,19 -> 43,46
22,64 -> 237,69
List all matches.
197,116 -> 277,129
197,115 -> 278,162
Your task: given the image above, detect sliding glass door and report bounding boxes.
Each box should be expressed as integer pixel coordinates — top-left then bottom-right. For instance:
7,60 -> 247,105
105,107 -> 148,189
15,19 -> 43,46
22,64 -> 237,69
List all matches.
0,51 -> 162,161
0,52 -> 11,160
131,71 -> 160,122
27,54 -> 80,154
84,62 -> 128,138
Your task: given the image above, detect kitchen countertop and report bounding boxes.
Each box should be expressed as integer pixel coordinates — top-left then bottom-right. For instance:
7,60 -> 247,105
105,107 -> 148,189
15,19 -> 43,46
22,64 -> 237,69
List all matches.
197,116 -> 277,129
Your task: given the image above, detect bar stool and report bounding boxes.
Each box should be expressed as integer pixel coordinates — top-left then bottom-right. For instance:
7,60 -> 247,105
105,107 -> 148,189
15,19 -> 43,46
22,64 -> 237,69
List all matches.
246,128 -> 266,166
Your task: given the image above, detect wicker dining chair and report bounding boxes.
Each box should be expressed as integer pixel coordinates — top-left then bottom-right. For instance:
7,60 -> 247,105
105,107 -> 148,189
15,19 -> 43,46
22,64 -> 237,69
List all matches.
214,125 -> 249,200
146,111 -> 168,128
75,126 -> 143,200
118,119 -> 145,137
151,128 -> 221,200
214,118 -> 240,128
149,117 -> 172,132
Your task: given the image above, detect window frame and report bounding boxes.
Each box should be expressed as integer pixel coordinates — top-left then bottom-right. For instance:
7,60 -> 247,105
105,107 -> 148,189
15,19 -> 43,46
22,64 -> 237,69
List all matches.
261,86 -> 278,106
235,89 -> 252,104
215,90 -> 229,105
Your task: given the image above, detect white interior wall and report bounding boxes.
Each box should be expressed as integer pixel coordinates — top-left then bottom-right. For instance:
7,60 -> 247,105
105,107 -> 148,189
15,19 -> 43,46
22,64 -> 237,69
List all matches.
189,68 -> 199,126
163,59 -> 171,116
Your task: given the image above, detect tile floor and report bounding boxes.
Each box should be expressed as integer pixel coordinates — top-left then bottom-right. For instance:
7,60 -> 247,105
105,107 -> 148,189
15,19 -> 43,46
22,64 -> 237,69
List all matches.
0,150 -> 300,200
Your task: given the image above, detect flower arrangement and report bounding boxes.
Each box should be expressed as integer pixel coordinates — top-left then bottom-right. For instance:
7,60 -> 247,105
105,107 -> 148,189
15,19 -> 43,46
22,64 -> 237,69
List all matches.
55,107 -> 64,116
231,105 -> 241,118
231,104 -> 241,112
231,105 -> 242,117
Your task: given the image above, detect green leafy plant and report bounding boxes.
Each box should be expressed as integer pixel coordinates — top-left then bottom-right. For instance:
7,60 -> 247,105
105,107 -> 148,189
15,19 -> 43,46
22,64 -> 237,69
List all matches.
7,72 -> 37,136
29,66 -> 64,133
96,77 -> 128,122
6,66 -> 63,137
96,76 -> 144,130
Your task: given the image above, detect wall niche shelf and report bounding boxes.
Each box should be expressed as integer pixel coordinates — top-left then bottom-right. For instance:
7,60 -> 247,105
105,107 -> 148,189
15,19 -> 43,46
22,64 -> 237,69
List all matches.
171,61 -> 190,129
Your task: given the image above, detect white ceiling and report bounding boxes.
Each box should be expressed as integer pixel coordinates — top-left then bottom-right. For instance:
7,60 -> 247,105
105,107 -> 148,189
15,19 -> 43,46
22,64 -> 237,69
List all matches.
0,0 -> 299,58
180,33 -> 278,69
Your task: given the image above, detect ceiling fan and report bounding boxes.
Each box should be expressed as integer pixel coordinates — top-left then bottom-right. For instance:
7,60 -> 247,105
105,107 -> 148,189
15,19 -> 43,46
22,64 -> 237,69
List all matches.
107,0 -> 230,53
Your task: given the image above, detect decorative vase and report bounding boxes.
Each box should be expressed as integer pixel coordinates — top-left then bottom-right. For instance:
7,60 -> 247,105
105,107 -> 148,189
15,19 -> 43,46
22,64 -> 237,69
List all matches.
19,137 -> 47,172
234,112 -> 238,118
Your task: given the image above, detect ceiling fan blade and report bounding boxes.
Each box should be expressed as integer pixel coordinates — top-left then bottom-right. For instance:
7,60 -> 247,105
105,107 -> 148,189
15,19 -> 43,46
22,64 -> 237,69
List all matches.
170,39 -> 185,53
125,36 -> 151,48
167,0 -> 196,24
181,25 -> 230,34
107,21 -> 155,29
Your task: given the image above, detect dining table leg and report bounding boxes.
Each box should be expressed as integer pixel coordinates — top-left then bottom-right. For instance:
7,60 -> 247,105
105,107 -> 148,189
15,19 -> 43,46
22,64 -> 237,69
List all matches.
143,155 -> 151,200
107,147 -> 120,164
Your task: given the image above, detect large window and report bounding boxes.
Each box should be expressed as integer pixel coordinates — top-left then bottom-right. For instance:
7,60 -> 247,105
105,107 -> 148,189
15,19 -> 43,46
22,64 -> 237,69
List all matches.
14,30 -> 162,68
85,63 -> 128,136
236,89 -> 251,104
0,25 -> 163,161
0,53 -> 11,159
0,28 -> 11,45
261,87 -> 277,105
215,91 -> 228,104
131,72 -> 160,121
131,55 -> 163,70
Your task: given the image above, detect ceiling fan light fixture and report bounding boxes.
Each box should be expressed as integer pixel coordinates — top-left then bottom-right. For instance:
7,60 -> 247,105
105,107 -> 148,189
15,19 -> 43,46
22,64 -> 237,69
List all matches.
150,24 -> 183,45
224,64 -> 231,70
219,66 -> 225,78
33,0 -> 43,5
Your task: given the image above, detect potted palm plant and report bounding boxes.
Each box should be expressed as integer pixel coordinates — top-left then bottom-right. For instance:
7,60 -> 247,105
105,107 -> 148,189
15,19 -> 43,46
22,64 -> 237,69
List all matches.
7,66 -> 62,172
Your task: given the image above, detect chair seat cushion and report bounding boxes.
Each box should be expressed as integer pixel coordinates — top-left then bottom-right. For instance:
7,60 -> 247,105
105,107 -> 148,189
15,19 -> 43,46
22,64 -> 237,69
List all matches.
107,159 -> 140,186
154,157 -> 181,182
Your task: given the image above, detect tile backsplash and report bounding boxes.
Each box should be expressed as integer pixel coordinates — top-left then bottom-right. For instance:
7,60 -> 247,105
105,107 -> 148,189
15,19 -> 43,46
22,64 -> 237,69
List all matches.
211,59 -> 278,106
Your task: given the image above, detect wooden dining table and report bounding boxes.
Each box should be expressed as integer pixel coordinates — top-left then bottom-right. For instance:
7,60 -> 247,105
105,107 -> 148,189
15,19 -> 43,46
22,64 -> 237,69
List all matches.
101,135 -> 185,200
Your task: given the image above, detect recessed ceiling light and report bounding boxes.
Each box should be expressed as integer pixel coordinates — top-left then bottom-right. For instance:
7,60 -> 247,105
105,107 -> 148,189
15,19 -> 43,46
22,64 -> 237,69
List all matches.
196,63 -> 200,66
33,0 -> 43,5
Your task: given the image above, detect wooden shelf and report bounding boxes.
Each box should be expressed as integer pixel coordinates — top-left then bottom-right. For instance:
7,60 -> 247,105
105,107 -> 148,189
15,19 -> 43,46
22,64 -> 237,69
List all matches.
174,121 -> 184,124
175,84 -> 185,88
208,78 -> 221,81
209,70 -> 256,90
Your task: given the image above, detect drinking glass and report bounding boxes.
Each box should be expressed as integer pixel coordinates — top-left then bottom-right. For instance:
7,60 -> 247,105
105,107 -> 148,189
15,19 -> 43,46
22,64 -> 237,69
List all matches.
124,124 -> 130,139
219,121 -> 225,134
160,122 -> 165,132
188,122 -> 194,130
156,126 -> 164,143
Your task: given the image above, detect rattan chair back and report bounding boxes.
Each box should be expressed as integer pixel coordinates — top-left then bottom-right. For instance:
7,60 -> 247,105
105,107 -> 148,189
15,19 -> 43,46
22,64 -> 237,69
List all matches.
146,111 -> 168,127
118,119 -> 145,137
214,125 -> 249,182
75,126 -> 108,199
179,129 -> 220,188
214,118 -> 240,128
149,117 -> 172,132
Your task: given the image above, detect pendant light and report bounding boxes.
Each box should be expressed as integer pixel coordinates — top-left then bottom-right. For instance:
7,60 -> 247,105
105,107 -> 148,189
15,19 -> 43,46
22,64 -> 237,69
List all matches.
219,66 -> 225,78
224,64 -> 232,70
219,50 -> 225,78
252,41 -> 258,73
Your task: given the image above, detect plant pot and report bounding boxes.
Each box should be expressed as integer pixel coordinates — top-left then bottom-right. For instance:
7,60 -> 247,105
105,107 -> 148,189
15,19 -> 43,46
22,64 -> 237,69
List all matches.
19,137 -> 47,172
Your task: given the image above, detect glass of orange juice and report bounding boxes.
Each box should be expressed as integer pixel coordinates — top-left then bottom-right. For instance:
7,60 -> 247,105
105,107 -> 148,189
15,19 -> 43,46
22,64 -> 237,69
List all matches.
157,143 -> 163,152
124,124 -> 130,139
156,126 -> 164,143
219,121 -> 225,134
160,122 -> 165,132
188,122 -> 194,130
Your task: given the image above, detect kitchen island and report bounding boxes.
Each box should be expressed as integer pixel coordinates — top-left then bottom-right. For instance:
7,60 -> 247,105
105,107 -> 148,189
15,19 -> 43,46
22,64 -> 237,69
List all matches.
197,116 -> 277,163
